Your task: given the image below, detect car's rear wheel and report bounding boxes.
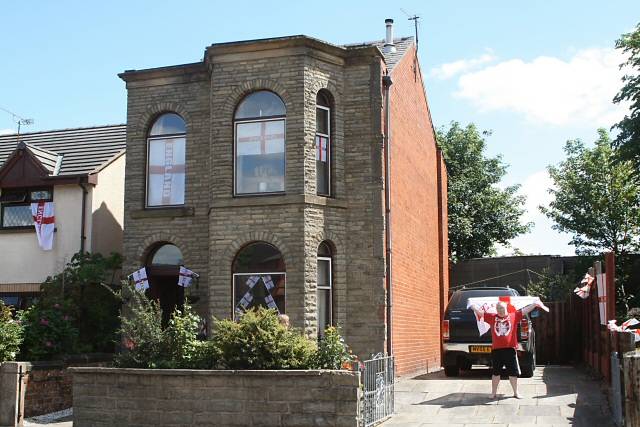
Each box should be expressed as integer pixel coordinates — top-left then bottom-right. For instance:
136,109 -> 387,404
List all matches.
520,352 -> 535,378
444,363 -> 460,377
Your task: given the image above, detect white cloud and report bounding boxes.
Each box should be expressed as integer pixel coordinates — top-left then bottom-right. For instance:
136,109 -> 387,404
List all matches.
429,51 -> 497,80
0,129 -> 14,135
454,48 -> 629,126
496,170 -> 575,256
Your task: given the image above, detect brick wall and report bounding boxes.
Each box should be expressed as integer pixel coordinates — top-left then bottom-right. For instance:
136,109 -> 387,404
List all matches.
388,45 -> 447,376
71,368 -> 360,427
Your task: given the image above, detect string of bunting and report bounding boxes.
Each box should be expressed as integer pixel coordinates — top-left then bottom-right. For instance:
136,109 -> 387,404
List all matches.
235,275 -> 279,316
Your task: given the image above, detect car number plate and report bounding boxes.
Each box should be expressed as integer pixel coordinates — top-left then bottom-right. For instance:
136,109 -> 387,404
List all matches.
469,345 -> 492,353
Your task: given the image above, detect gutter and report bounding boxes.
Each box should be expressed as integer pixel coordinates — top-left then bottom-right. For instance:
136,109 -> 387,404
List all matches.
382,73 -> 393,356
79,183 -> 88,253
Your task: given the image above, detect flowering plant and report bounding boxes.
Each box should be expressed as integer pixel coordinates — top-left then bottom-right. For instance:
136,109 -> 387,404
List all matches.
312,326 -> 356,370
0,301 -> 23,361
19,302 -> 79,360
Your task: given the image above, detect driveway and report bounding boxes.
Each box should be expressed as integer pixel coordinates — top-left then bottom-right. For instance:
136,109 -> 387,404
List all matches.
382,366 -> 613,426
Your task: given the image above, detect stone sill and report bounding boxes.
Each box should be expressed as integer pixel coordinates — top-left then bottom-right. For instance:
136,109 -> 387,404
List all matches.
130,207 -> 195,219
0,227 -> 57,234
211,194 -> 348,210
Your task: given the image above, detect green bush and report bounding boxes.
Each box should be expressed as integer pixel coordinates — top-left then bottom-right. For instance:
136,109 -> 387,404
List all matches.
40,252 -> 122,353
0,301 -> 23,361
312,326 -> 356,369
19,302 -> 79,360
211,308 -> 316,369
114,286 -> 212,369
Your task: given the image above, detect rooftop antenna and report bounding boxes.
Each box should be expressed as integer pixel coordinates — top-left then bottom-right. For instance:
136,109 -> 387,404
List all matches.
0,106 -> 34,137
400,8 -> 420,51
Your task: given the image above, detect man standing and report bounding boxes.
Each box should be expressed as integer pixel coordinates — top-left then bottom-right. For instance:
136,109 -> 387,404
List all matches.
470,301 -> 537,398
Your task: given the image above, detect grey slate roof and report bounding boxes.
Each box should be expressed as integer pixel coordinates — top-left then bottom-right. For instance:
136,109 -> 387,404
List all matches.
344,37 -> 415,70
0,125 -> 126,176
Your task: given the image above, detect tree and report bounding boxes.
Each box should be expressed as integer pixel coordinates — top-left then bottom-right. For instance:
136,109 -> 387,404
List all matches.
437,122 -> 531,262
613,23 -> 640,165
541,129 -> 640,311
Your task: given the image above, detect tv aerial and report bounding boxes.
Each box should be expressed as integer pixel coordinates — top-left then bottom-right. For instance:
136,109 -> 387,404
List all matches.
0,106 -> 34,135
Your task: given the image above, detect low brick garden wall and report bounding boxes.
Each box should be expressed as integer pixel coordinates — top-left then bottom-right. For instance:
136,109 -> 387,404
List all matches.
71,368 -> 361,427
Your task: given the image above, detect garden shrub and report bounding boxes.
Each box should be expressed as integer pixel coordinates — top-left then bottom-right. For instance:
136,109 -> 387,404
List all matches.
114,286 -> 213,369
312,326 -> 356,369
211,308 -> 316,369
40,252 -> 122,353
0,301 -> 23,362
19,302 -> 79,360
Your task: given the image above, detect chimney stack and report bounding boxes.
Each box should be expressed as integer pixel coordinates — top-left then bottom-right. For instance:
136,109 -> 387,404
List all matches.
384,19 -> 396,54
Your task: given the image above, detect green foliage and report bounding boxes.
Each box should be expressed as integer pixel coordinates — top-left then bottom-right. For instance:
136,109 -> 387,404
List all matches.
613,23 -> 640,166
19,302 -> 79,360
40,252 -> 122,353
437,122 -> 531,261
114,284 -> 212,369
312,326 -> 355,369
526,269 -> 575,302
211,308 -> 316,370
541,130 -> 640,312
0,301 -> 23,361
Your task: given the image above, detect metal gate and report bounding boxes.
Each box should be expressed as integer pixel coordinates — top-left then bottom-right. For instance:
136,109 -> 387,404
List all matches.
361,353 -> 394,426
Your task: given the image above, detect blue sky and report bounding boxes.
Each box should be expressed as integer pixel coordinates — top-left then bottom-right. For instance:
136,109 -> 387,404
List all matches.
1,1 -> 638,256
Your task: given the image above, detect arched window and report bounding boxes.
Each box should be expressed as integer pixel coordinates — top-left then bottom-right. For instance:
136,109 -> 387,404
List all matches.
147,113 -> 186,207
149,243 -> 184,266
234,91 -> 286,195
317,241 -> 333,336
316,91 -> 331,196
232,242 -> 286,318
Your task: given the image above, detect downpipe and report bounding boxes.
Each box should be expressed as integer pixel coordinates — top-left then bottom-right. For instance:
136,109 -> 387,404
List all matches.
383,74 -> 393,356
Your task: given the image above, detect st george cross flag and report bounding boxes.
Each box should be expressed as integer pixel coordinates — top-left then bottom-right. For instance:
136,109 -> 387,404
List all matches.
178,266 -> 199,288
574,273 -> 594,299
467,296 -> 550,336
607,318 -> 640,342
316,136 -> 328,162
130,268 -> 149,292
31,201 -> 55,250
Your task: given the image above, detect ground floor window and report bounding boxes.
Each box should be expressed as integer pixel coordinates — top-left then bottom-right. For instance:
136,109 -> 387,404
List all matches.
317,241 -> 333,336
0,187 -> 52,228
232,242 -> 286,318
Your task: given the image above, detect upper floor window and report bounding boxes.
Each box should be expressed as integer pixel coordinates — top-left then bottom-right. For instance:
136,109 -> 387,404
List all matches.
316,92 -> 331,196
147,113 -> 186,207
0,187 -> 52,228
234,91 -> 286,195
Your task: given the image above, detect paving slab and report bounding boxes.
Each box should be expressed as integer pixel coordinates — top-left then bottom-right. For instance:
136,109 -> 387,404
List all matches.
381,366 -> 613,426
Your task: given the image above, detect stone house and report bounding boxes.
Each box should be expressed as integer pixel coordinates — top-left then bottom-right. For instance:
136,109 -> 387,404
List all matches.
0,126 -> 126,307
120,20 -> 448,376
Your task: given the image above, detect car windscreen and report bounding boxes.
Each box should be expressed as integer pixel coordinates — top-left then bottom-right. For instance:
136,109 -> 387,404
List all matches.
448,289 -> 516,310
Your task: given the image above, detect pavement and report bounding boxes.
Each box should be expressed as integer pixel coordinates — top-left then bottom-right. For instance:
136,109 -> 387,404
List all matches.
381,366 -> 613,427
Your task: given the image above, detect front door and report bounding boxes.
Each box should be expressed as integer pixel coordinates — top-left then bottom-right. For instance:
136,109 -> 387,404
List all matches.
147,265 -> 183,327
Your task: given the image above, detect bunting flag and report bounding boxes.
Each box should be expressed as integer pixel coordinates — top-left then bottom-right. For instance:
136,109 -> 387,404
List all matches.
129,268 -> 149,292
178,266 -> 199,288
467,296 -> 549,336
31,201 -> 55,250
607,318 -> 640,342
574,273 -> 594,299
596,272 -> 608,326
236,275 -> 281,315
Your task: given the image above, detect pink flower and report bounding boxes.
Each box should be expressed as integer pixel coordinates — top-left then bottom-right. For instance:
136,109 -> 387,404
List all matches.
45,341 -> 53,348
54,303 -> 60,309
40,318 -> 49,326
63,315 -> 70,321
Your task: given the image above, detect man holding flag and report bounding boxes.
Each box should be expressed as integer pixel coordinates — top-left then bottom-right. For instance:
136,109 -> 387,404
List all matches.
469,297 -> 548,398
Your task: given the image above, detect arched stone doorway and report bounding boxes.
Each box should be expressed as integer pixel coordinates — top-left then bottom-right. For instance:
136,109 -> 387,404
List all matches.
146,243 -> 184,326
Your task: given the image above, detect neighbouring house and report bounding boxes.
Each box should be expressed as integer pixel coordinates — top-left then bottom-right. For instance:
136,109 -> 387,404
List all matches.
0,125 -> 126,307
119,19 -> 448,376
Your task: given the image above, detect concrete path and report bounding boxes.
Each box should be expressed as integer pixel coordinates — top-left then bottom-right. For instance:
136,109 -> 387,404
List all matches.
381,366 -> 613,427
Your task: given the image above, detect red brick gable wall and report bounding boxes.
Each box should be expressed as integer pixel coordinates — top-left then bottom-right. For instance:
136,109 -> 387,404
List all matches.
387,45 -> 448,376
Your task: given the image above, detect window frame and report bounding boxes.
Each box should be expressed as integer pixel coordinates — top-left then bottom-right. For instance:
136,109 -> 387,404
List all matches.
233,91 -> 287,197
232,272 -> 287,320
0,187 -> 53,230
317,255 -> 333,335
145,114 -> 187,208
315,104 -> 331,197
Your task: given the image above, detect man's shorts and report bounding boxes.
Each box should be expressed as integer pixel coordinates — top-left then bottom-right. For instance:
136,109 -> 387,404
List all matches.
491,348 -> 520,377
